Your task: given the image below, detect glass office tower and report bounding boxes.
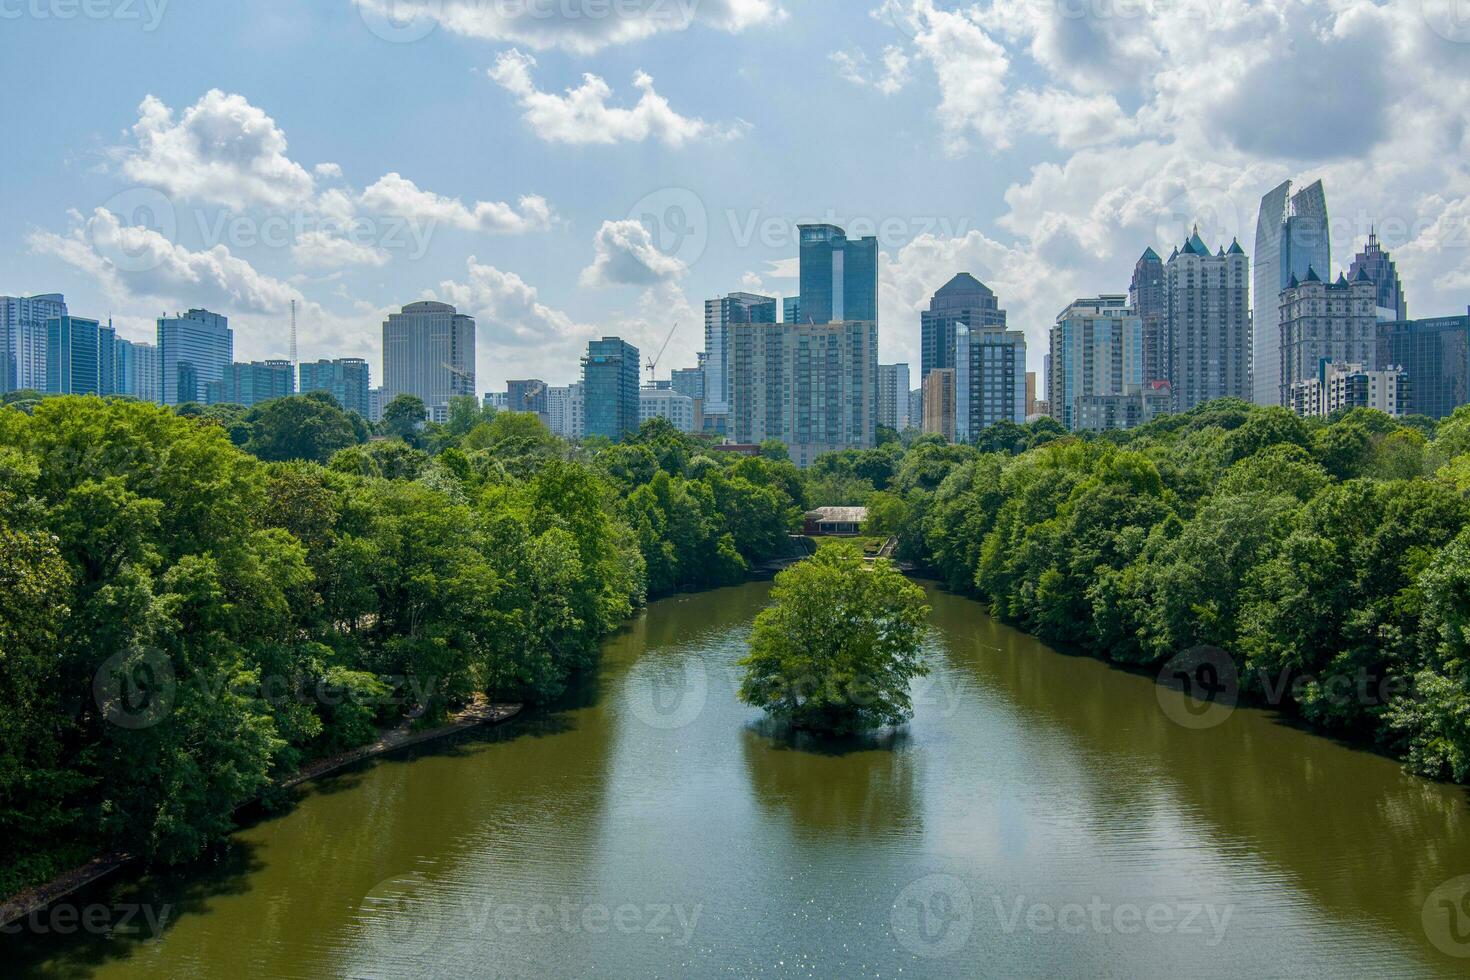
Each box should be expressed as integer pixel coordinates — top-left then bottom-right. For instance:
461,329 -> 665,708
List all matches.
797,224 -> 877,325
1253,179 -> 1330,404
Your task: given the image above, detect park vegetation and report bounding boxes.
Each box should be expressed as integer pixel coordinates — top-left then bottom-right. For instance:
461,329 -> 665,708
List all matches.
810,402 -> 1470,786
738,543 -> 931,734
0,392 -> 803,896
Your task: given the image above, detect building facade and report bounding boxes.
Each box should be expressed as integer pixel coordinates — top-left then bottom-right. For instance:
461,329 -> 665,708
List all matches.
877,362 -> 911,431
207,360 -> 295,407
1129,247 -> 1167,384
45,315 -> 103,396
299,357 -> 371,416
1049,295 -> 1144,431
922,368 -> 956,442
506,379 -> 549,418
1290,361 -> 1408,418
159,309 -> 233,406
1253,179 -> 1330,404
1277,267 -> 1377,405
114,338 -> 160,403
546,383 -> 585,439
1348,231 -> 1408,322
1166,231 -> 1251,412
920,273 -> 1006,383
582,337 -> 641,440
382,301 -> 475,422
954,326 -> 1026,442
2,293 -> 66,393
729,319 -> 878,467
639,388 -> 698,433
797,224 -> 878,325
703,292 -> 775,422
1376,312 -> 1470,419
1075,382 -> 1173,432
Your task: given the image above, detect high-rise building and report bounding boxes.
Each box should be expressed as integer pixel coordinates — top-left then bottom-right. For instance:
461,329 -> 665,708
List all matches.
1166,230 -> 1251,412
1289,361 -> 1408,419
369,387 -> 387,423
729,319 -> 877,467
703,292 -> 776,420
45,315 -> 102,395
1129,247 -> 1167,384
1254,179 -> 1330,404
922,368 -> 956,442
1376,311 -> 1470,419
1348,231 -> 1408,322
908,388 -> 924,433
1025,371 -> 1038,417
955,326 -> 1027,441
1277,267 -> 1377,405
113,338 -> 160,403
797,224 -> 878,325
921,273 -> 1006,383
1,293 -> 66,393
506,379 -> 549,418
877,363 -> 911,431
582,337 -> 640,440
1075,382 -> 1173,432
546,383 -> 584,439
640,388 -> 698,433
783,296 -> 800,325
207,360 -> 295,407
1050,295 -> 1144,431
670,365 -> 705,400
382,301 -> 475,422
299,357 -> 371,416
159,309 -> 233,406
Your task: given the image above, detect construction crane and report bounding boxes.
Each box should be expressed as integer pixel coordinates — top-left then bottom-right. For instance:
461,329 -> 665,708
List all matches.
441,362 -> 475,395
645,322 -> 678,384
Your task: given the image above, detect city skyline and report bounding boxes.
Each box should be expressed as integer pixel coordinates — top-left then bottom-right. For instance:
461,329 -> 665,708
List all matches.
5,2 -> 1470,391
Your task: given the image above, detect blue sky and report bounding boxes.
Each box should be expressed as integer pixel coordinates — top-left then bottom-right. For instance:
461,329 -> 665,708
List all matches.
4,0 -> 1470,390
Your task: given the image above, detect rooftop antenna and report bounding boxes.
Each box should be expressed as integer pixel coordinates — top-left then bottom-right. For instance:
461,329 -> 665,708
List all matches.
289,299 -> 298,370
645,322 -> 678,384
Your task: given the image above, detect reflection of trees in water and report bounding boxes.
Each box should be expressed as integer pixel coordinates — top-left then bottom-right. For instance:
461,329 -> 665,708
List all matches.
739,721 -> 921,840
928,586 -> 1470,960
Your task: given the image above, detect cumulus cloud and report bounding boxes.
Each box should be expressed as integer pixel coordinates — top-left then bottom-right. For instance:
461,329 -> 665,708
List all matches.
29,207 -> 302,314
292,230 -> 390,269
831,45 -> 912,95
489,49 -> 748,146
434,255 -> 591,347
356,0 -> 784,53
581,219 -> 688,287
358,173 -> 554,233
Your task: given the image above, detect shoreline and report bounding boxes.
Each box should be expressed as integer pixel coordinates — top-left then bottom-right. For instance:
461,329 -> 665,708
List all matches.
0,699 -> 523,928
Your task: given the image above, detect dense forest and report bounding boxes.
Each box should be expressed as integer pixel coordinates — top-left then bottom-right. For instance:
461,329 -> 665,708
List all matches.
819,403 -> 1470,788
0,392 -> 803,896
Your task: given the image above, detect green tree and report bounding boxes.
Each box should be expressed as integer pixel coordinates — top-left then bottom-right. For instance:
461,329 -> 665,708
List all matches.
381,393 -> 427,444
739,545 -> 930,734
246,393 -> 361,463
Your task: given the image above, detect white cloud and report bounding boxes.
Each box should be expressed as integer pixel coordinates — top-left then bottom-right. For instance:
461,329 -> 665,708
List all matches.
292,230 -> 390,269
120,90 -> 318,210
831,45 -> 912,95
489,49 -> 748,146
581,219 -> 688,287
358,173 -> 553,233
356,0 -> 784,53
29,207 -> 302,315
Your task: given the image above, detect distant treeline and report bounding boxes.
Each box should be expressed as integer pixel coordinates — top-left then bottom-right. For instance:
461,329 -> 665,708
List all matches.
0,393 -> 804,895
809,403 -> 1470,787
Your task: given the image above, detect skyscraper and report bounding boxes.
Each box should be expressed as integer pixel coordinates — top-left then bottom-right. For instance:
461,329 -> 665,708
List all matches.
45,315 -> 102,395
1253,179 -> 1330,404
922,368 -> 955,442
506,379 -> 549,418
207,360 -> 295,407
582,337 -> 640,440
797,224 -> 878,325
921,274 -> 1006,382
1277,267 -> 1377,404
1376,311 -> 1470,419
1166,230 -> 1251,412
1,293 -> 66,393
704,292 -> 777,421
1129,248 -> 1167,384
729,319 -> 877,467
877,363 -> 911,431
382,301 -> 475,422
114,339 -> 160,403
1049,295 -> 1144,431
1348,231 -> 1408,321
783,296 -> 800,326
159,308 -> 233,406
954,325 -> 1027,441
299,357 -> 371,416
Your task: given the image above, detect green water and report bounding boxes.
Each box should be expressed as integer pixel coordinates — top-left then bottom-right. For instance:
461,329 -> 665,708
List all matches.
12,581 -> 1470,977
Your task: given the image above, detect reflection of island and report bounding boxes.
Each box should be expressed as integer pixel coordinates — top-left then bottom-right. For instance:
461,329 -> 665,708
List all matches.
739,721 -> 921,840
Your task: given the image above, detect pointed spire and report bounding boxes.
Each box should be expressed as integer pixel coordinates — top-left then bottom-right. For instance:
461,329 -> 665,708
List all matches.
1288,272 -> 1300,288
1304,265 -> 1321,283
1227,237 -> 1244,255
